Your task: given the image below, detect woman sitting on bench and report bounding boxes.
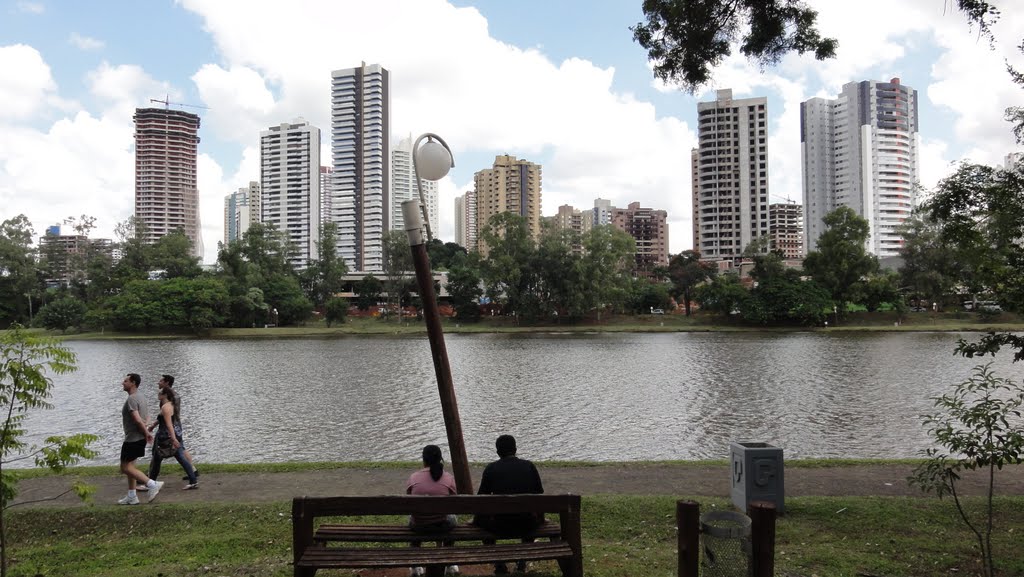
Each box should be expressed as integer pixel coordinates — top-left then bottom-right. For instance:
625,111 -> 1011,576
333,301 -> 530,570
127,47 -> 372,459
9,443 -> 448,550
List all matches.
406,444 -> 459,577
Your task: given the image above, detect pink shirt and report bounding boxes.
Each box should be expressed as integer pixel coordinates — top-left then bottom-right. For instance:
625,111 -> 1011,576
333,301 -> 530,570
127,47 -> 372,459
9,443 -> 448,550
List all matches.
406,468 -> 456,526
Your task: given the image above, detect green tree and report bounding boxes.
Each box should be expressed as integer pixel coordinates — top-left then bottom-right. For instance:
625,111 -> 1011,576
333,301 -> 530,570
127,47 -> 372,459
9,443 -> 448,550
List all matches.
36,297 -> 86,333
426,239 -> 468,271
0,325 -> 97,576
324,297 -> 348,327
668,250 -> 715,316
355,275 -> 384,311
446,254 -> 483,322
694,272 -> 748,316
581,225 -> 635,320
479,213 -> 539,320
803,206 -> 879,318
909,364 -> 1024,577
382,231 -> 413,322
149,230 -> 202,279
534,225 -> 583,319
631,0 -> 838,92
301,222 -> 348,308
0,216 -> 39,326
898,214 -> 972,308
626,278 -> 673,314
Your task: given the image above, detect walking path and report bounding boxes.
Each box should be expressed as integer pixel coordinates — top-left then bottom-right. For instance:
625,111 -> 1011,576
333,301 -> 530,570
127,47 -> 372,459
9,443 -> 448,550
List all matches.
14,463 -> 1024,508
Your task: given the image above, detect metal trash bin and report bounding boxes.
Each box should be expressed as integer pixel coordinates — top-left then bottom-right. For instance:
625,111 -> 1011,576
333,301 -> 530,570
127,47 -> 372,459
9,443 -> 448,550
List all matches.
730,441 -> 785,513
700,510 -> 751,576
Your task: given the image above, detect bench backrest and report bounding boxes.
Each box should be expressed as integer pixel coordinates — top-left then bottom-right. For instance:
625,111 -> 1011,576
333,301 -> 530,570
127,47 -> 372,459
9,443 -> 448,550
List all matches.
293,494 -> 580,518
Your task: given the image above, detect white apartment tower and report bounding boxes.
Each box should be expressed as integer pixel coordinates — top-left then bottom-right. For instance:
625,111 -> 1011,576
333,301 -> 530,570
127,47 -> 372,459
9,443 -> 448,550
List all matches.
593,198 -> 613,226
391,135 -> 439,235
691,89 -> 770,263
331,63 -> 390,272
260,120 -> 320,269
223,181 -> 260,245
454,191 -> 477,252
801,78 -> 920,256
319,166 -> 333,224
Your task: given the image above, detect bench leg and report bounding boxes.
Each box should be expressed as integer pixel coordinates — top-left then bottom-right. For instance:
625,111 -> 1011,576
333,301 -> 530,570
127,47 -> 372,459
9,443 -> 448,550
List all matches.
295,567 -> 317,577
556,555 -> 583,577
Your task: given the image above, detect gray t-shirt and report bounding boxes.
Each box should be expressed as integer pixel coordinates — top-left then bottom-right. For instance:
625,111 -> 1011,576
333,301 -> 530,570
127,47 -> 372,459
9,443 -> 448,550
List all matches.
121,392 -> 148,443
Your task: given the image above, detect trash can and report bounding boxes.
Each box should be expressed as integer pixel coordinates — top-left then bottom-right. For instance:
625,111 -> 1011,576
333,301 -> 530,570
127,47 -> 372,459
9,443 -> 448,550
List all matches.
730,441 -> 784,513
700,510 -> 751,577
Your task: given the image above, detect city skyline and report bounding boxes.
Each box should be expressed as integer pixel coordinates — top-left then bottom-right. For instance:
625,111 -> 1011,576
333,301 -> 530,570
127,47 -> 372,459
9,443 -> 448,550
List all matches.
2,1 -> 1023,263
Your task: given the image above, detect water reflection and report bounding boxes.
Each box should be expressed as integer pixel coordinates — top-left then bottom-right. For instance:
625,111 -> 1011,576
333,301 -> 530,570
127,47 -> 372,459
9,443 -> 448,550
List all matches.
19,332 -> 1018,467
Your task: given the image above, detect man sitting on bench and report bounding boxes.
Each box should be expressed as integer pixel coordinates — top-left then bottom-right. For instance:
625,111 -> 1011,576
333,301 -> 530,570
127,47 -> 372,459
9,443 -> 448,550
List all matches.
474,434 -> 544,574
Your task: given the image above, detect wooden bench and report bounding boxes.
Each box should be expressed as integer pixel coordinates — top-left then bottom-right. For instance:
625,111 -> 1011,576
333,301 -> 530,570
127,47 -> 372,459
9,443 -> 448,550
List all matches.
292,494 -> 583,577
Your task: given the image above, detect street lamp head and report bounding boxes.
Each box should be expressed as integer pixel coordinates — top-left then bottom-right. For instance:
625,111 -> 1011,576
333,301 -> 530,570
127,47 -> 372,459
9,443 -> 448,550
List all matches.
414,137 -> 453,181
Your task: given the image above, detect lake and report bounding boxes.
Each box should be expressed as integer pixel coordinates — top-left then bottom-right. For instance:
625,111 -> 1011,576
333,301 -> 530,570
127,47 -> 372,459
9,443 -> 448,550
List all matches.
19,331 -> 1021,466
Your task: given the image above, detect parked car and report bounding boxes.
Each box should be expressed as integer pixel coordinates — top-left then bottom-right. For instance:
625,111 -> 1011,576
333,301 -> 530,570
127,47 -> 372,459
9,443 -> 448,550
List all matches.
976,301 -> 1002,313
650,308 -> 665,314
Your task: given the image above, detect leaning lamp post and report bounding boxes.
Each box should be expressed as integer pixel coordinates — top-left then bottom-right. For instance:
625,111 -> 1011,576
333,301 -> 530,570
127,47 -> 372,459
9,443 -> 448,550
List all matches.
404,134 -> 473,493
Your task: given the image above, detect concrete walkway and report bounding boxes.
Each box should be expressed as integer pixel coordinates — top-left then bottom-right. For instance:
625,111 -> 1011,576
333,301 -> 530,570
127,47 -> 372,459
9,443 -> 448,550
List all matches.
13,463 -> 1024,508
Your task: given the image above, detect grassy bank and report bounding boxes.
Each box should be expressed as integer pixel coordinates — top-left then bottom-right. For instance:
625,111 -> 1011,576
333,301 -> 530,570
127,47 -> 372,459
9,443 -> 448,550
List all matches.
8,494 -> 1023,577
55,311 -> 1024,340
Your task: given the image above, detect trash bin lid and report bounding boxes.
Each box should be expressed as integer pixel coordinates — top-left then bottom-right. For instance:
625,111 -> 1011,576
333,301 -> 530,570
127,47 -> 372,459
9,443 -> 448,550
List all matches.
699,510 -> 751,539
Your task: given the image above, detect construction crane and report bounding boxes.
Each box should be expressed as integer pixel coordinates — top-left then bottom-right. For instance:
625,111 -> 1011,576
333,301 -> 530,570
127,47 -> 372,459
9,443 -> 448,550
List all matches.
149,95 -> 210,111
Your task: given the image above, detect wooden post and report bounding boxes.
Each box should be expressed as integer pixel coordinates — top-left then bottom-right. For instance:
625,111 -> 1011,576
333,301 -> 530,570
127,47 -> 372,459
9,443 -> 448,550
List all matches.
402,200 -> 473,495
676,500 -> 700,577
749,500 -> 777,577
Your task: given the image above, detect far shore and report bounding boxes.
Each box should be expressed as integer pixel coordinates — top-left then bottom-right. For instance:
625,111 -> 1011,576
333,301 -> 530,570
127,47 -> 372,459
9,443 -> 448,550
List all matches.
45,311 -> 1024,340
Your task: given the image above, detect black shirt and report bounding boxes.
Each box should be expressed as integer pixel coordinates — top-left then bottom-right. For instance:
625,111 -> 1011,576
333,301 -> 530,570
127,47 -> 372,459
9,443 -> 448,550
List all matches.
475,455 -> 544,534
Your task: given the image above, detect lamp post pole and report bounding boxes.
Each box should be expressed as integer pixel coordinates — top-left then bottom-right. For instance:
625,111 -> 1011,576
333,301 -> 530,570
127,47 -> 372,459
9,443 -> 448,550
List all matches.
402,199 -> 472,494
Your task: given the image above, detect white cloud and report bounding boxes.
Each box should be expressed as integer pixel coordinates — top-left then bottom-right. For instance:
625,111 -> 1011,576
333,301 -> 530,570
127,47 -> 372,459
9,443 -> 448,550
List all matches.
0,44 -> 64,121
16,1 -> 43,14
69,33 -> 104,51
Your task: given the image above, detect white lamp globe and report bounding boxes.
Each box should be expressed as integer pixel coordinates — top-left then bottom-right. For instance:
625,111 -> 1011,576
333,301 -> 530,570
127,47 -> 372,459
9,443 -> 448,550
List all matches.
415,139 -> 453,181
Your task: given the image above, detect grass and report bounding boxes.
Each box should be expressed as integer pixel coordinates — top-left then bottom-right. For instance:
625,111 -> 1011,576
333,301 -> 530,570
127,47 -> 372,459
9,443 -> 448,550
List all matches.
6,495 -> 1024,577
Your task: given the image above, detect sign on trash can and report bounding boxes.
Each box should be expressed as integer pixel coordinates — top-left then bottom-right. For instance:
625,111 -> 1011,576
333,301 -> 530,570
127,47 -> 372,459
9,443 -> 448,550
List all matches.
730,441 -> 784,513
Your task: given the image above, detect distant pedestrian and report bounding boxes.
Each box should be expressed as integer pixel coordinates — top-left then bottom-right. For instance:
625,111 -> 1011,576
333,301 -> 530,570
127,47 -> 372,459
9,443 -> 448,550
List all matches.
147,386 -> 198,489
118,373 -> 164,505
475,434 -> 544,574
156,374 -> 199,480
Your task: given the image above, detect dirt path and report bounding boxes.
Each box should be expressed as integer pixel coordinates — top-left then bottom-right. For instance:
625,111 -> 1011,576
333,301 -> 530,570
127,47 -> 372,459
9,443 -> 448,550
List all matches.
14,463 -> 1024,508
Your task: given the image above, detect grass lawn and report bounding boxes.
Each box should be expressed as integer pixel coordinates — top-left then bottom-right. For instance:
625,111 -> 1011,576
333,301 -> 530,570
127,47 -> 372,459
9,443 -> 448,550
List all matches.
7,494 -> 1023,577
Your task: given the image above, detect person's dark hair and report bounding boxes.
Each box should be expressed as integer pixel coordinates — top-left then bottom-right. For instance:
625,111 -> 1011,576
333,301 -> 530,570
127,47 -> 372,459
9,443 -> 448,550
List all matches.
127,373 -> 141,387
422,444 -> 444,482
159,387 -> 179,420
162,374 -> 175,387
495,434 -> 517,458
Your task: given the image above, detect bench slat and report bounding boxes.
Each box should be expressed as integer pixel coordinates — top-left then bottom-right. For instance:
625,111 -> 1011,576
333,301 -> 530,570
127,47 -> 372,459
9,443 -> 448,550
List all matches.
314,520 -> 562,543
298,542 -> 573,568
296,494 -> 576,516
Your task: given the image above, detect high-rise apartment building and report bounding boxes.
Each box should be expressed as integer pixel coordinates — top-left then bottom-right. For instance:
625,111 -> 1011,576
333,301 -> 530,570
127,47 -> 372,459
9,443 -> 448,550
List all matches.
391,135 -> 438,235
331,62 -> 390,272
691,89 -> 769,263
223,181 -> 260,245
768,202 -> 804,260
260,120 -> 320,269
611,202 -> 669,277
319,166 -> 333,224
553,204 -> 594,255
593,198 -> 613,226
473,154 -> 542,253
133,108 -> 203,258
454,191 -> 477,252
801,78 -> 920,256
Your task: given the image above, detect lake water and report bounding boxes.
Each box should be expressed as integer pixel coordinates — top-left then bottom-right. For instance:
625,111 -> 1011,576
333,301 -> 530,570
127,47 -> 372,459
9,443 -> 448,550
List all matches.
18,331 -> 1022,466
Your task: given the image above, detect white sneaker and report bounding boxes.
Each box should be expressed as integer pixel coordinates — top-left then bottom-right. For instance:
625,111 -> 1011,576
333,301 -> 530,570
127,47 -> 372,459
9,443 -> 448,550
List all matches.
117,494 -> 140,505
445,565 -> 460,575
146,480 -> 164,503
408,568 -> 425,577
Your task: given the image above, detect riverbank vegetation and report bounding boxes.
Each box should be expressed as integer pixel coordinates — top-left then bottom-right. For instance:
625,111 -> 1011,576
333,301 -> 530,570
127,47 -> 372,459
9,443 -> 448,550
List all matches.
6,494 -> 1024,576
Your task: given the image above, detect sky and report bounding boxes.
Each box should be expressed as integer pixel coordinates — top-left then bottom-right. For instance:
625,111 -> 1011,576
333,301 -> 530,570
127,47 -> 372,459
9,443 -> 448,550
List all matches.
1,0 -> 1022,264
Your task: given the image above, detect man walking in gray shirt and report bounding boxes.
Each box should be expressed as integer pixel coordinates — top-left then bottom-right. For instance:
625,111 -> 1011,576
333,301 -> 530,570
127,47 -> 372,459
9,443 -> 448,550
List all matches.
118,373 -> 164,504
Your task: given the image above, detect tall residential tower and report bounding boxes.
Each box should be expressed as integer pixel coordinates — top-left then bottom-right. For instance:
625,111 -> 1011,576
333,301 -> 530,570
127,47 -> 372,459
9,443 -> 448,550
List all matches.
260,120 -> 320,269
801,78 -> 920,256
331,63 -> 390,272
391,135 -> 438,235
473,154 -> 542,253
133,108 -> 203,257
691,89 -> 769,264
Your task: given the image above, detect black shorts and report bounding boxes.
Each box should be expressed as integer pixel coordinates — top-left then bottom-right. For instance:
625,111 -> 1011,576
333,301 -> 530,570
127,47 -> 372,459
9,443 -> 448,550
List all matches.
120,439 -> 146,462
